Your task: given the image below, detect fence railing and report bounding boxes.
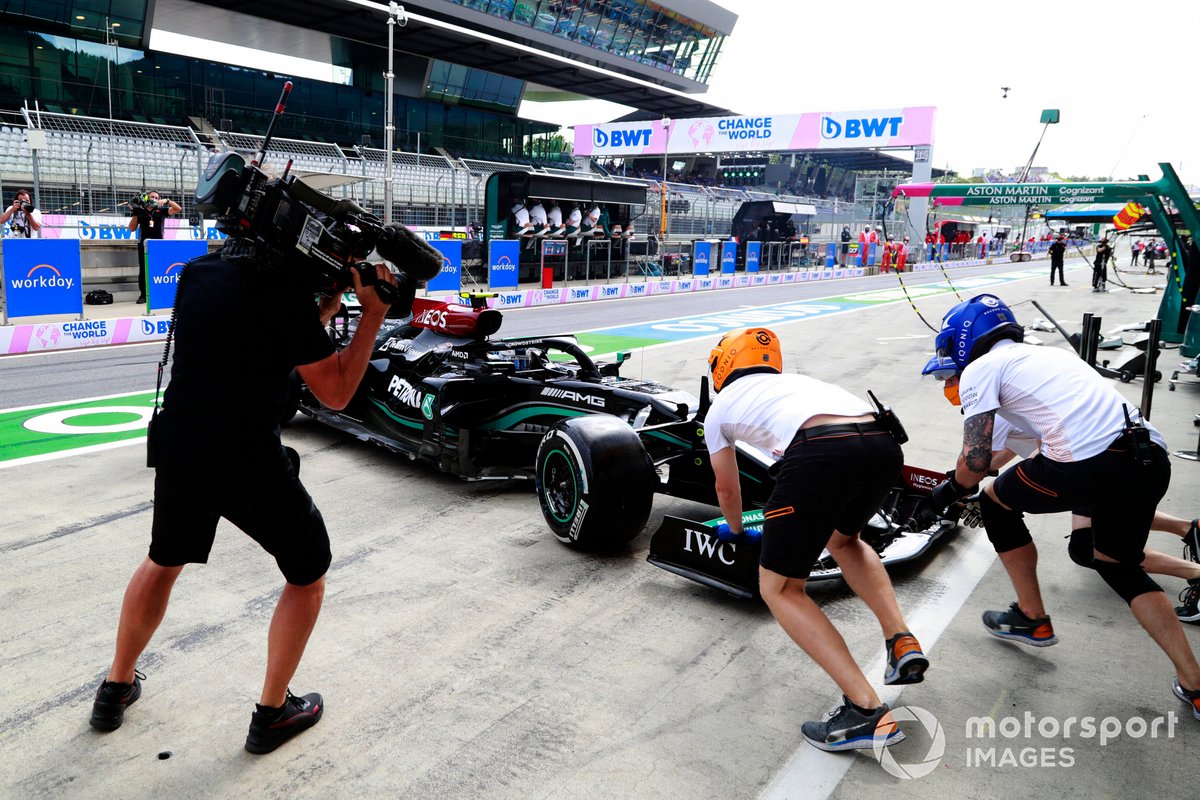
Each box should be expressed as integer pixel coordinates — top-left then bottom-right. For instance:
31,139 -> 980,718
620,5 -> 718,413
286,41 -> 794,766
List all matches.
2,108 -> 884,240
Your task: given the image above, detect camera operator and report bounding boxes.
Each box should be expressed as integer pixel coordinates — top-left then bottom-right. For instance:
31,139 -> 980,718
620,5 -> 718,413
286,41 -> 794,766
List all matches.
90,237 -> 408,754
1,189 -> 40,237
128,190 -> 181,303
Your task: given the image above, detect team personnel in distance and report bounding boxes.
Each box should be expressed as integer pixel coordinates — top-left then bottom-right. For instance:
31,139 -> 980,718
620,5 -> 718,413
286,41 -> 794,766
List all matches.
703,328 -> 928,753
90,237 -> 405,753
128,190 -> 181,303
1,189 -> 40,237
920,294 -> 1200,721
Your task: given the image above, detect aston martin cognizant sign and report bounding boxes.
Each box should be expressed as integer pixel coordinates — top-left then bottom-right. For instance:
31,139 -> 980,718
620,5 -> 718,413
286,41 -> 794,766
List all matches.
574,107 -> 935,156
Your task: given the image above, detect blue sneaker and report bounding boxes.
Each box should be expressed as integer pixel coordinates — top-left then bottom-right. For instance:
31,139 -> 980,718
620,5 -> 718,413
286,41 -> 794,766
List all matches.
982,602 -> 1058,647
801,698 -> 905,752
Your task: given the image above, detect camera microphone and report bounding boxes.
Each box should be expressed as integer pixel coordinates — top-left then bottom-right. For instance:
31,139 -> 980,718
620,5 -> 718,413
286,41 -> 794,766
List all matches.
377,223 -> 444,281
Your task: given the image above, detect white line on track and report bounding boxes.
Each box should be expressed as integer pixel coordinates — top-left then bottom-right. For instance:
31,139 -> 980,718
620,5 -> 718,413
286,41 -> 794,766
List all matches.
758,530 -> 998,800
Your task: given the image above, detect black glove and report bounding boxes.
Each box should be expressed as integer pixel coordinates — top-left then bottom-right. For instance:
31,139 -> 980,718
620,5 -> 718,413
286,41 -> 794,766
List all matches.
916,472 -> 978,529
958,494 -> 984,528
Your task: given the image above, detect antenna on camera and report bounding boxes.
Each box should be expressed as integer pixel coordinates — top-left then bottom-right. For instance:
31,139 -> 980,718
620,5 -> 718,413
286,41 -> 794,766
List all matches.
253,80 -> 293,168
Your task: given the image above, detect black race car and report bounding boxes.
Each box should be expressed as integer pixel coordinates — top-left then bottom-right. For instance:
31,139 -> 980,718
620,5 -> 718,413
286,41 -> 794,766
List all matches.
292,294 -> 962,598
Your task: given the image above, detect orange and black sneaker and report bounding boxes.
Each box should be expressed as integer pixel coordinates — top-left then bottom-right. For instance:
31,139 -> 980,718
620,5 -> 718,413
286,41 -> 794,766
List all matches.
982,602 -> 1058,647
1173,678 -> 1200,722
884,631 -> 929,685
244,689 -> 324,754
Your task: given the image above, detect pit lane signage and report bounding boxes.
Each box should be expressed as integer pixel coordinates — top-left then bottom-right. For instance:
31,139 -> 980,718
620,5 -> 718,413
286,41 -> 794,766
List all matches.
145,239 -> 207,311
488,240 -> 519,290
428,240 -> 462,293
3,239 -> 83,318
574,107 -> 935,156
895,180 -> 1158,206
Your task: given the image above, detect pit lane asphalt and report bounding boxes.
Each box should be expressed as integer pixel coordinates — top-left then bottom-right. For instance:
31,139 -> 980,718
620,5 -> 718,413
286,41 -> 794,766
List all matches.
2,256 -> 1197,800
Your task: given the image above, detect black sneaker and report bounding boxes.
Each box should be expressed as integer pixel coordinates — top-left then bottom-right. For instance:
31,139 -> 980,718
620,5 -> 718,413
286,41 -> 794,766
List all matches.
1172,678 -> 1200,722
1176,578 -> 1200,624
1184,519 -> 1199,565
982,602 -> 1059,646
883,631 -> 929,685
89,670 -> 144,731
136,295 -> 146,304
245,689 -> 324,754
801,697 -> 904,752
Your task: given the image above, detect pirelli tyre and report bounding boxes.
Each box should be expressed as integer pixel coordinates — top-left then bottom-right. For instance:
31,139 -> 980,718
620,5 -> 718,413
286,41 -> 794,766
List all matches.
536,415 -> 656,549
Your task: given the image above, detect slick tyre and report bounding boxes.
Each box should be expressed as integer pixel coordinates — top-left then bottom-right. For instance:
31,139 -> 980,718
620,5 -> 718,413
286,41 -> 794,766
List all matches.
536,416 -> 655,549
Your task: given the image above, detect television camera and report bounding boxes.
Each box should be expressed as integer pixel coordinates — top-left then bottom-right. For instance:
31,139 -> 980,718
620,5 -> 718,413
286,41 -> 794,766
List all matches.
193,81 -> 441,302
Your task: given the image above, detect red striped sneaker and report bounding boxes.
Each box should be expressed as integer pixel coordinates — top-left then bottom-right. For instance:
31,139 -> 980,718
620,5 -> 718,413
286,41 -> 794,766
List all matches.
89,670 -> 145,731
245,689 -> 324,754
982,602 -> 1058,647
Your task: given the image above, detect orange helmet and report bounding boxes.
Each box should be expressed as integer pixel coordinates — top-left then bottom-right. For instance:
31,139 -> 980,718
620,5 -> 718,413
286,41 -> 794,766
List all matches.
708,327 -> 782,392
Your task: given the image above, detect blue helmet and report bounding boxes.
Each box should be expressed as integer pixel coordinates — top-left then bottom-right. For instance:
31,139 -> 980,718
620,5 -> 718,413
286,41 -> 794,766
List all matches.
934,294 -> 1023,370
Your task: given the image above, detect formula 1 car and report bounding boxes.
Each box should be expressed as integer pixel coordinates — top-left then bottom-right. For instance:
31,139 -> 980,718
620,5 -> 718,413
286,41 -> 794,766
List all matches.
291,293 -> 962,595
644,465 -> 960,600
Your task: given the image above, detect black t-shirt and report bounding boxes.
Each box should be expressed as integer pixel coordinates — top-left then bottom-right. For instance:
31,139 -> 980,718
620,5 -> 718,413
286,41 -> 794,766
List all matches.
132,205 -> 171,240
157,251 -> 335,459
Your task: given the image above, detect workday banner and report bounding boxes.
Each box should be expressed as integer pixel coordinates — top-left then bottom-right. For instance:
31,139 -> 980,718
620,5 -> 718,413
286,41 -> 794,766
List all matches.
692,240 -> 712,277
145,239 -> 207,311
3,239 -> 83,318
574,107 -> 936,156
488,240 -> 520,290
427,240 -> 462,294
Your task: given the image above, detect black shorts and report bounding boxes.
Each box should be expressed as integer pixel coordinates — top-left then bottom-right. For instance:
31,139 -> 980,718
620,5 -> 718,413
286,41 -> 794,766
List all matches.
991,440 -> 1170,565
149,445 -> 331,585
760,423 -> 903,580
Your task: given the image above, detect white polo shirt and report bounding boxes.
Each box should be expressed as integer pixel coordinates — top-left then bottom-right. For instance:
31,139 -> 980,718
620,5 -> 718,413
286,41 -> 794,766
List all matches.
704,373 -> 873,458
960,340 -> 1165,462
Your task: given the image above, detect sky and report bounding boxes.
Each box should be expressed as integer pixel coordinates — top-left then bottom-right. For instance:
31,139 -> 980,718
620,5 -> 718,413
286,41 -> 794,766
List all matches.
521,0 -> 1200,185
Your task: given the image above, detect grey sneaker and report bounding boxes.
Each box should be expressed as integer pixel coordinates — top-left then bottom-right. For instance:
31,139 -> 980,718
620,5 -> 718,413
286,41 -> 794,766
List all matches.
1172,678 -> 1200,722
1176,578 -> 1200,624
982,602 -> 1059,646
801,698 -> 905,752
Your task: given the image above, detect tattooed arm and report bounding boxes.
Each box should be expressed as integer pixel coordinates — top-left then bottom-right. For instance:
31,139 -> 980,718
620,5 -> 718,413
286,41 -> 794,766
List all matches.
955,410 -> 995,489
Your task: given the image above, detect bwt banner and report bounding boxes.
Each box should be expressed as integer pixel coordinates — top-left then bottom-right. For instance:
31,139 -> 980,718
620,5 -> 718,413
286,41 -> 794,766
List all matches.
1,315 -> 173,354
720,241 -> 738,275
692,241 -> 713,277
488,240 -> 520,290
746,242 -> 762,273
574,106 -> 935,156
428,240 -> 462,293
146,240 -> 207,310
3,239 -> 83,318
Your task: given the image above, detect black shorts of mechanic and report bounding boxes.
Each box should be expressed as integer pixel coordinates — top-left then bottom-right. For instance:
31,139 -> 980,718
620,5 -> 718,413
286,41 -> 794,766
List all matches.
990,438 -> 1170,565
149,445 -> 331,586
760,423 -> 903,580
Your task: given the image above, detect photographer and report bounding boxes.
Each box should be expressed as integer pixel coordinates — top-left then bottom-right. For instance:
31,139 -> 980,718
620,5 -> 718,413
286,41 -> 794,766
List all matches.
1,189 -> 40,237
128,190 -> 181,303
90,236 -> 409,753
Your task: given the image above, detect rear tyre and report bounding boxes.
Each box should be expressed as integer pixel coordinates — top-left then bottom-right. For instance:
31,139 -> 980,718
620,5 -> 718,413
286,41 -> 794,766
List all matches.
536,416 -> 655,549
